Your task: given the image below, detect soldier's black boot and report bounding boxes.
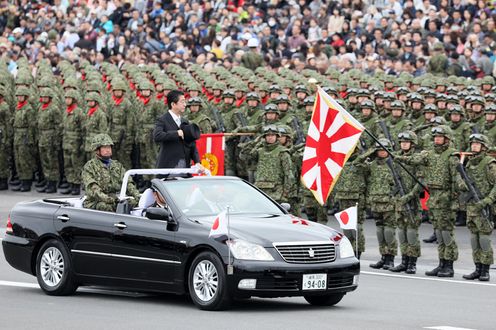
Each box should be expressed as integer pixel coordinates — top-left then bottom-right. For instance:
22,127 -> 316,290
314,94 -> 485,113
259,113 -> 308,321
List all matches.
426,259 -> 445,276
71,184 -> 81,195
405,257 -> 417,274
45,181 -> 57,194
0,178 -> 8,190
478,264 -> 490,281
35,178 -> 46,188
60,183 -> 73,195
382,255 -> 395,270
437,260 -> 454,277
455,211 -> 466,227
20,180 -> 32,192
390,255 -> 408,272
10,182 -> 22,191
36,182 -> 48,193
462,263 -> 481,280
10,176 -> 21,186
423,231 -> 437,243
369,255 -> 386,269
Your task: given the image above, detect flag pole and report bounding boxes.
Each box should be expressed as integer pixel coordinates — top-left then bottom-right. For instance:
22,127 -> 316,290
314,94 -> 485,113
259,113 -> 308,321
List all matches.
355,202 -> 359,259
363,128 -> 428,192
226,206 -> 233,275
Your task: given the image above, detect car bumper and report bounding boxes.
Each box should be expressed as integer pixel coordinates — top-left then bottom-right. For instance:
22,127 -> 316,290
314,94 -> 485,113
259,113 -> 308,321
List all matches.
2,235 -> 35,276
227,258 -> 360,298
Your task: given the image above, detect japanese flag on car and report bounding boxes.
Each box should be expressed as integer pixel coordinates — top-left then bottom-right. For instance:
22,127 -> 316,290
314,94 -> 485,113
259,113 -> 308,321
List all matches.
209,210 -> 229,241
334,206 -> 358,230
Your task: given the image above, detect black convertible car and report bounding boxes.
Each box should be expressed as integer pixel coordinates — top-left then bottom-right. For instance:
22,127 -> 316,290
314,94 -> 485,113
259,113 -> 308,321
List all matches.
3,170 -> 359,310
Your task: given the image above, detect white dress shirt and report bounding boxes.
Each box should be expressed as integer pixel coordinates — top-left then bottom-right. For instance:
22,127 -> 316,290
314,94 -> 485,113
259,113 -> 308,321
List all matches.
169,110 -> 181,127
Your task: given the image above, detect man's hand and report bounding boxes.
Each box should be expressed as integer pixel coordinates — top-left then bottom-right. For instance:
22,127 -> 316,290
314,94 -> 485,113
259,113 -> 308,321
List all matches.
178,129 -> 184,139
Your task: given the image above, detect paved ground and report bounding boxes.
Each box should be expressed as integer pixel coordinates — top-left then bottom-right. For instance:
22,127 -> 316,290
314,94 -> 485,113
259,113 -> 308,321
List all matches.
0,191 -> 495,329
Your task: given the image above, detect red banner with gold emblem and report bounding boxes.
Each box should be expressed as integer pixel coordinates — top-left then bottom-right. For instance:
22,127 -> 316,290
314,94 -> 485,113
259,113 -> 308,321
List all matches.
196,134 -> 225,176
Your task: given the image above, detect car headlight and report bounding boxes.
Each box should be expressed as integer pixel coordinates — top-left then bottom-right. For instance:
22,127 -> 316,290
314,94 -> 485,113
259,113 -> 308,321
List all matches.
227,239 -> 274,261
339,236 -> 355,258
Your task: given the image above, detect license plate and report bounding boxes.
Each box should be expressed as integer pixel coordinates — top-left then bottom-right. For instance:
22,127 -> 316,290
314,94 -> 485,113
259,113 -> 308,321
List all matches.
302,273 -> 327,290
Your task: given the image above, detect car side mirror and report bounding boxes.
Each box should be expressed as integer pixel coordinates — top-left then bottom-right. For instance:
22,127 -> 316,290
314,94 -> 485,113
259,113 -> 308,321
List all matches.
281,203 -> 291,212
145,207 -> 172,222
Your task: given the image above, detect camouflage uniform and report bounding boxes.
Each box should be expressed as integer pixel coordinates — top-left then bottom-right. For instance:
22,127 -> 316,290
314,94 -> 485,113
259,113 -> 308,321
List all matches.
83,92 -> 109,161
82,134 -> 140,212
0,87 -> 12,189
37,88 -> 61,193
186,97 -> 215,133
481,104 -> 496,145
12,87 -> 37,191
365,139 -> 398,270
459,135 -> 495,281
108,80 -> 136,169
61,90 -> 85,194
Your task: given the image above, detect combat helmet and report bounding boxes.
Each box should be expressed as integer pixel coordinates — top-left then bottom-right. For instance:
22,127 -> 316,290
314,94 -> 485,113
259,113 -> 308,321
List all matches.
423,104 -> 438,114
303,96 -> 315,106
431,125 -> 453,139
262,124 -> 280,136
64,89 -> 80,101
484,104 -> 496,114
246,92 -> 260,102
15,86 -> 30,97
187,97 -> 203,106
375,138 -> 392,151
264,103 -> 280,114
85,92 -> 101,103
359,99 -> 376,111
468,134 -> 491,148
91,133 -> 114,150
398,131 -> 418,145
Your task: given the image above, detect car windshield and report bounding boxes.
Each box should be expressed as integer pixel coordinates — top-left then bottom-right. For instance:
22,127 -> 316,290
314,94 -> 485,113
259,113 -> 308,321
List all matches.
163,179 -> 284,217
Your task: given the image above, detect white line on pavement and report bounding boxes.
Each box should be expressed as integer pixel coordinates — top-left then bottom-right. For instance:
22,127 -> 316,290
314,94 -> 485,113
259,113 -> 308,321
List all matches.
0,280 -> 38,288
362,271 -> 496,287
423,326 -> 477,330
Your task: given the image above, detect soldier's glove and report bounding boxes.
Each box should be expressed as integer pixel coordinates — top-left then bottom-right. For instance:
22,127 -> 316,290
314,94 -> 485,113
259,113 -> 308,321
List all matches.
457,181 -> 469,191
107,195 -> 119,204
474,198 -> 491,211
398,194 -> 413,205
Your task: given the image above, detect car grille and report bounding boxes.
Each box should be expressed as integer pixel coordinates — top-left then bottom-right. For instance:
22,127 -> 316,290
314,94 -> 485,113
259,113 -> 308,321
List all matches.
273,242 -> 337,264
328,276 -> 354,288
256,278 -> 299,290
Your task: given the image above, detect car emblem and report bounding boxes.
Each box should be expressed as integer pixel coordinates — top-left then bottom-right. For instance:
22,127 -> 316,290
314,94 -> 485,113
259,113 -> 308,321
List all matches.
308,248 -> 315,258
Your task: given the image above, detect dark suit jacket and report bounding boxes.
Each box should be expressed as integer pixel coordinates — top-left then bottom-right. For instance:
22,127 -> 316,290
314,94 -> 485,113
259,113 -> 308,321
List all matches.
153,112 -> 200,168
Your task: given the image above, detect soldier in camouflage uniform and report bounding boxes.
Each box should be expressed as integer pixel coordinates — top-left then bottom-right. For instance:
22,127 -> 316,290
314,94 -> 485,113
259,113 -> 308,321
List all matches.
459,134 -> 495,281
389,131 -> 423,274
458,134 -> 496,281
427,43 -> 449,77
246,125 -> 294,204
36,88 -> 61,194
135,80 -> 162,190
469,96 -> 486,133
108,80 -> 136,170
481,104 -> 496,145
60,90 -> 84,195
219,89 -> 237,175
82,134 -> 140,212
333,148 -> 367,257
83,92 -> 108,161
186,97 -> 215,133
243,92 -> 263,125
449,105 -> 472,152
11,87 -> 37,192
364,139 -> 398,270
386,100 -> 413,149
358,100 -> 379,150
0,87 -> 11,190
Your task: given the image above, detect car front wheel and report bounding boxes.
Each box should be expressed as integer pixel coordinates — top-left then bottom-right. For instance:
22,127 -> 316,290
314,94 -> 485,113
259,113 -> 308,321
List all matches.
304,293 -> 345,306
36,239 -> 77,296
188,251 -> 231,310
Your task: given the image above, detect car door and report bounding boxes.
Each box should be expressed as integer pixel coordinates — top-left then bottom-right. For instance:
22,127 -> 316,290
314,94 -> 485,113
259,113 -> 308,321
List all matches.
110,212 -> 181,288
54,205 -> 119,278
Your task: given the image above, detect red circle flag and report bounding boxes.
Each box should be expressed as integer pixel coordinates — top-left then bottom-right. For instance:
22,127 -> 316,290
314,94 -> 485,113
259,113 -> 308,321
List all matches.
340,211 -> 349,225
212,218 -> 219,230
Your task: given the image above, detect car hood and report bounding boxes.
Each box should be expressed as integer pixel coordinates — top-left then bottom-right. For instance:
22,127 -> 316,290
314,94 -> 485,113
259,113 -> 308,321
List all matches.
191,213 -> 342,247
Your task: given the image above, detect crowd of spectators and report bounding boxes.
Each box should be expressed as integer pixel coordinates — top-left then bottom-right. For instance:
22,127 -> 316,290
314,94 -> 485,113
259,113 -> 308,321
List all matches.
0,0 -> 495,78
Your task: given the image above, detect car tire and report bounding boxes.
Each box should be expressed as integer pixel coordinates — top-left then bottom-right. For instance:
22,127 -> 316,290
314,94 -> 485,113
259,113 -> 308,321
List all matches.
188,251 -> 231,310
36,239 -> 78,296
304,293 -> 345,306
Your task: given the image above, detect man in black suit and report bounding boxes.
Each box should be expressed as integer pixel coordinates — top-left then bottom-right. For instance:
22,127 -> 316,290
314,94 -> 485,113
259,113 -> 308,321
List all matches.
153,90 -> 201,168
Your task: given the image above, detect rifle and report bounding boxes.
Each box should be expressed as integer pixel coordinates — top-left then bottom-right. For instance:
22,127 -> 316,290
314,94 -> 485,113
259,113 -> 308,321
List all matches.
235,112 -> 252,143
456,162 -> 493,226
211,107 -> 226,133
291,117 -> 305,145
385,157 -> 417,224
378,120 -> 396,150
471,124 -> 479,134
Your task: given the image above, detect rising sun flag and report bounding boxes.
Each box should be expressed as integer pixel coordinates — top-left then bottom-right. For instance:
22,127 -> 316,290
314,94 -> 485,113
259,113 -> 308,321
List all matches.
301,87 -> 365,205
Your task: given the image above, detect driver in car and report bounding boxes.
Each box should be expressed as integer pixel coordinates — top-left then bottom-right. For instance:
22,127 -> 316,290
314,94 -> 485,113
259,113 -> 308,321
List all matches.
82,133 -> 140,212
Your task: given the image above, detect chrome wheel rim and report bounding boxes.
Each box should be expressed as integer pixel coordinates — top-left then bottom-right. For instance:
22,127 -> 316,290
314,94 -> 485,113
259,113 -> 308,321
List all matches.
40,247 -> 65,287
193,260 -> 219,302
